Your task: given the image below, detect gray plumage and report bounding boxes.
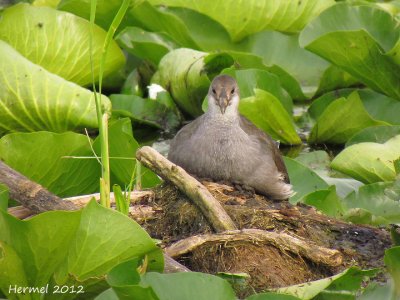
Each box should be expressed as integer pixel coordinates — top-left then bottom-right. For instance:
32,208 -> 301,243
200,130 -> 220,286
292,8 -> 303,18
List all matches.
168,75 -> 293,200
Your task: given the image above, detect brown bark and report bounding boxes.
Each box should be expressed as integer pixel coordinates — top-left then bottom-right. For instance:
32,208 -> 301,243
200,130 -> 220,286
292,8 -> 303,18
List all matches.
0,160 -> 77,213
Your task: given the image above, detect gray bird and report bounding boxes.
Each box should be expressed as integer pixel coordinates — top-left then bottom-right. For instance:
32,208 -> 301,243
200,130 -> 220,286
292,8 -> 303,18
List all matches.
168,75 -> 293,200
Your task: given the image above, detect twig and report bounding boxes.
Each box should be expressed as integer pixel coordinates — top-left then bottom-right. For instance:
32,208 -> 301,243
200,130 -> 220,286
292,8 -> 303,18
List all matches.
136,146 -> 237,232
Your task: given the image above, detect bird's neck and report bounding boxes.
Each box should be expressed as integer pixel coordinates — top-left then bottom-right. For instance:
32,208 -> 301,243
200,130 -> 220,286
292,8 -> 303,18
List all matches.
205,109 -> 240,126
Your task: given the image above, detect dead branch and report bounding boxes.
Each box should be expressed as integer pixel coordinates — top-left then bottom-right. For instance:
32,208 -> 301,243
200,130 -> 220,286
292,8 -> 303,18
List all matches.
136,146 -> 237,232
165,229 -> 343,267
0,160 -> 76,213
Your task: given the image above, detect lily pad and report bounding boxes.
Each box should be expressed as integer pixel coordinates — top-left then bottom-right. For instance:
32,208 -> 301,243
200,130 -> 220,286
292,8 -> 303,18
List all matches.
107,261 -> 236,300
222,68 -> 292,114
300,3 -> 400,100
148,0 -> 334,41
0,3 -> 125,86
0,200 -> 163,299
0,40 -> 111,134
283,157 -> 328,204
116,26 -> 178,65
151,48 -> 234,117
239,89 -> 300,145
110,94 -> 181,130
343,180 -> 400,225
346,125 -> 400,147
331,135 -> 400,183
302,186 -> 345,218
276,267 -> 378,300
308,92 -> 389,144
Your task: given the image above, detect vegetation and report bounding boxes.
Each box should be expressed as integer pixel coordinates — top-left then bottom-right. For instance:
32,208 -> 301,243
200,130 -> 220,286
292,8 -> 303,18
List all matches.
0,0 -> 400,299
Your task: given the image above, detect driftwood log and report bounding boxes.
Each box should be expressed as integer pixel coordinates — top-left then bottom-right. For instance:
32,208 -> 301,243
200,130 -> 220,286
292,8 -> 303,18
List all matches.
1,148 -> 392,296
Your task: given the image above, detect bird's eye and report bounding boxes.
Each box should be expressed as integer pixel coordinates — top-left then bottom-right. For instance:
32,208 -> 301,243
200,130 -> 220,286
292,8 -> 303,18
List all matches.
212,88 -> 216,94
231,89 -> 235,94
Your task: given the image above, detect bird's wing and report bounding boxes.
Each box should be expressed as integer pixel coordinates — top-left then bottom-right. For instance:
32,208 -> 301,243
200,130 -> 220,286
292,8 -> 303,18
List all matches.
168,116 -> 204,159
239,115 -> 290,183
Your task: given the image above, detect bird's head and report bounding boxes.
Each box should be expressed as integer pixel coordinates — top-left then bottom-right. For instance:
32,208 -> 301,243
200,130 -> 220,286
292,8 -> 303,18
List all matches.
208,75 -> 240,116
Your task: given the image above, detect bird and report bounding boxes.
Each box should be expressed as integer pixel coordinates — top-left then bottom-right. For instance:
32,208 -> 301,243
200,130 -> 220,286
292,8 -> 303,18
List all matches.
168,74 -> 293,200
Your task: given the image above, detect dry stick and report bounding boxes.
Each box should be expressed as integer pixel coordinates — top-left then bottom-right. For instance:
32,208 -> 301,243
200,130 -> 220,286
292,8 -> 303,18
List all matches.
8,191 -> 157,220
136,146 -> 237,232
0,160 -> 77,213
165,229 -> 343,267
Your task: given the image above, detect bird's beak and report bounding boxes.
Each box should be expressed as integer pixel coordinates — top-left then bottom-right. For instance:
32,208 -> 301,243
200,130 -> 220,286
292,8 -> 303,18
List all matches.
218,90 -> 229,114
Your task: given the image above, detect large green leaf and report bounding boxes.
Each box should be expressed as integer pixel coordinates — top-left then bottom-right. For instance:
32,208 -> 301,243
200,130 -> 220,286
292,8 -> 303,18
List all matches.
151,48 -> 234,117
116,27 -> 178,65
294,150 -> 364,198
58,0 -> 133,30
299,3 -> 400,100
309,89 -> 400,126
107,261 -> 236,300
331,135 -> 400,183
302,186 -> 345,218
284,157 -> 329,204
0,40 -> 111,134
0,132 -> 100,197
239,89 -> 301,145
148,0 -> 334,41
222,68 -> 292,114
309,92 -> 389,144
276,267 -> 378,300
0,3 -> 125,86
342,180 -> 400,225
110,94 -> 181,130
385,247 -> 400,299
239,31 -> 331,99
0,200 -> 163,299
346,125 -> 400,147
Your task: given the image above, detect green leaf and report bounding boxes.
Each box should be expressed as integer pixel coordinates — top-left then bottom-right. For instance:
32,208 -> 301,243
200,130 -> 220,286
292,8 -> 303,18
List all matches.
107,259 -> 159,300
309,92 -> 388,144
240,31 -> 330,99
222,68 -> 292,114
331,135 -> 400,183
0,132 -> 100,197
276,267 -> 378,300
0,185 -> 8,211
346,125 -> 400,147
151,48 -> 233,117
58,0 -> 131,30
239,89 -> 301,145
294,150 -> 364,198
127,1 -> 198,48
315,65 -> 359,96
385,247 -> 400,299
141,272 -> 236,300
116,27 -> 178,65
342,180 -> 400,225
0,200 -> 163,298
299,3 -> 400,100
0,242 -> 29,300
284,157 -> 329,204
0,40 -> 111,134
0,3 -> 125,86
148,0 -> 335,41
247,293 -> 301,300
94,118 -> 161,189
110,94 -> 181,130
303,186 -> 345,218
